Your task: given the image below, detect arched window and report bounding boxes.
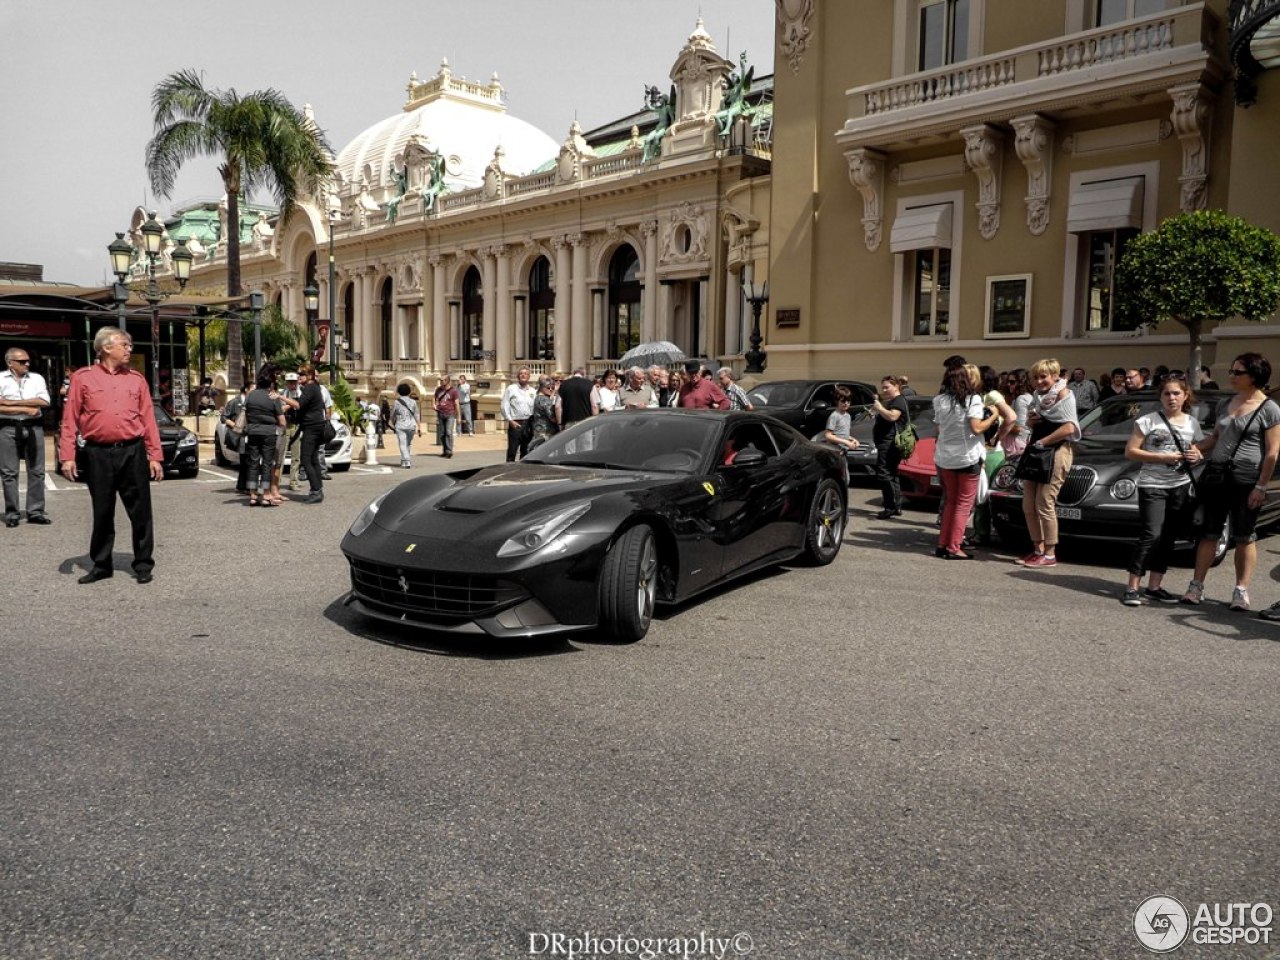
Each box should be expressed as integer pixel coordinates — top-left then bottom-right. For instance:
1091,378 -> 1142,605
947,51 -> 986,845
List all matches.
528,256 -> 554,360
462,266 -> 483,359
380,277 -> 393,361
607,246 -> 641,360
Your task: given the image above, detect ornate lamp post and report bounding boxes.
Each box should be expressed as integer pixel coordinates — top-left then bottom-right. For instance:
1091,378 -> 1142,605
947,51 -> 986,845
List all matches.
110,213 -> 191,401
327,200 -> 339,385
742,262 -> 769,375
304,284 -> 319,370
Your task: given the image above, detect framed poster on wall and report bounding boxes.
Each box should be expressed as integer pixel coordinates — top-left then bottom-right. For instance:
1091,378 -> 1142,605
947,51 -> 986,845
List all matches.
984,274 -> 1032,339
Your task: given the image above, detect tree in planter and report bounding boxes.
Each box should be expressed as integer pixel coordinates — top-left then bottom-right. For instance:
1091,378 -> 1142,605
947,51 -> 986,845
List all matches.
1113,210 -> 1280,387
146,69 -> 332,391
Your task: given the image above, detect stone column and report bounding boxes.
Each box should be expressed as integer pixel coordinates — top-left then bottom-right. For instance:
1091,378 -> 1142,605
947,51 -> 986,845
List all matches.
494,244 -> 512,376
641,219 -> 659,343
725,264 -> 742,355
570,234 -> 589,371
514,296 -> 527,360
554,236 -> 572,373
591,288 -> 606,360
430,255 -> 446,373
481,249 -> 497,374
658,282 -> 672,344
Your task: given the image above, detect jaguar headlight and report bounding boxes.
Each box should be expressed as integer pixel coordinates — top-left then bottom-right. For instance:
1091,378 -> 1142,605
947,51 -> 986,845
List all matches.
993,464 -> 1021,490
1110,478 -> 1137,500
177,432 -> 198,448
349,492 -> 388,537
497,503 -> 591,558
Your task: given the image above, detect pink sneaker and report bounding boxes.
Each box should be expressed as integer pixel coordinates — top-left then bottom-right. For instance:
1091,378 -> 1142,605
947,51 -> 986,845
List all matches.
1014,552 -> 1043,565
1023,553 -> 1058,568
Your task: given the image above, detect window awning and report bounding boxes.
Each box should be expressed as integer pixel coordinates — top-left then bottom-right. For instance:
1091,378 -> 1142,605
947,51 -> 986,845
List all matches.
1067,177 -> 1144,233
889,203 -> 953,252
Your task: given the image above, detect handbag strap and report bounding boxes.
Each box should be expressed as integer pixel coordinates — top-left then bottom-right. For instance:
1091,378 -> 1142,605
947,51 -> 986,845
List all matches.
1157,411 -> 1198,496
1223,402 -> 1265,460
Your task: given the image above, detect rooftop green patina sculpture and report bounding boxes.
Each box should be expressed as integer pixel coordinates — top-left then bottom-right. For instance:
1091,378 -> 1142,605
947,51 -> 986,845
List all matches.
641,84 -> 676,164
715,52 -> 756,139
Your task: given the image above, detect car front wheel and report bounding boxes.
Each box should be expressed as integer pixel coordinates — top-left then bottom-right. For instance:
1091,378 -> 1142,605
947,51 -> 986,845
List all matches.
598,525 -> 658,643
802,478 -> 846,565
214,434 -> 232,467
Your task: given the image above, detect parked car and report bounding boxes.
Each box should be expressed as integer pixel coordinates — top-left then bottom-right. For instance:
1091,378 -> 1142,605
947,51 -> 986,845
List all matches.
842,395 -> 937,481
72,402 -> 199,479
988,390 -> 1280,561
341,408 -> 848,641
747,379 -> 876,439
213,416 -> 354,471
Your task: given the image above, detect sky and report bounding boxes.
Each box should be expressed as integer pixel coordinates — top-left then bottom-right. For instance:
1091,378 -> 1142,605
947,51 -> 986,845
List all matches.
0,0 -> 776,287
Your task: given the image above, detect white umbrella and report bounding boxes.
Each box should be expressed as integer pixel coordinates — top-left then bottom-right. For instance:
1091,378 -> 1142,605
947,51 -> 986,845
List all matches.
619,341 -> 686,367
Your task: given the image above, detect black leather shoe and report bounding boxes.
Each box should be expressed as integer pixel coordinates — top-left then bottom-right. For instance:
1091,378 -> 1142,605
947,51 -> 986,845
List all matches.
78,569 -> 113,584
4,518 -> 18,528
875,509 -> 902,520
304,492 -> 324,504
136,571 -> 154,584
934,547 -> 947,558
27,515 -> 52,525
943,550 -> 975,560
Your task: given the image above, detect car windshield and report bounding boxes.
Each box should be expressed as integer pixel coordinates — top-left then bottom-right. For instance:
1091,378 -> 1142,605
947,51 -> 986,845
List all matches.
1080,394 -> 1221,440
152,403 -> 177,427
852,396 -> 938,437
747,382 -> 807,407
523,412 -> 720,473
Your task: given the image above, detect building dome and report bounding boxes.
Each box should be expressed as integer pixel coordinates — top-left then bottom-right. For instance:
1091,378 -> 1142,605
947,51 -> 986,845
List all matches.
335,60 -> 558,193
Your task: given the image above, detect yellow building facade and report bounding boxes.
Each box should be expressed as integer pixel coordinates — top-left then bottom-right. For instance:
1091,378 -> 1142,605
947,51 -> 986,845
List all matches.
767,0 -> 1280,386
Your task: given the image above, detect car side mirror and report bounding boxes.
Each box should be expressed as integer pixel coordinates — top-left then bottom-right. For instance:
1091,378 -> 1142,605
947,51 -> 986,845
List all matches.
811,400 -> 831,412
730,446 -> 767,468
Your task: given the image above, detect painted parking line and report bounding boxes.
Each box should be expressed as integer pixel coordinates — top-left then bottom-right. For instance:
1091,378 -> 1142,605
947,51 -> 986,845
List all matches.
349,465 -> 394,475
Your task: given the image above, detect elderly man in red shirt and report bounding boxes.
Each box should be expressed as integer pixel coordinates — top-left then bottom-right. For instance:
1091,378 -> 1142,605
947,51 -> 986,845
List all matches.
59,327 -> 164,584
677,361 -> 730,410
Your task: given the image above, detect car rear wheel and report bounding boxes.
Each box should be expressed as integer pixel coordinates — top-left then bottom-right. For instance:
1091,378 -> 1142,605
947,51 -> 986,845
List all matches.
802,478 -> 846,565
214,433 -> 232,467
599,525 -> 657,643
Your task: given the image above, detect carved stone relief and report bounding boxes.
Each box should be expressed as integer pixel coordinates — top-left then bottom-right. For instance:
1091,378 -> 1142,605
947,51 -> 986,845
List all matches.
1168,81 -> 1211,212
661,203 -> 709,264
1012,114 -> 1055,236
776,0 -> 815,74
961,124 -> 1005,241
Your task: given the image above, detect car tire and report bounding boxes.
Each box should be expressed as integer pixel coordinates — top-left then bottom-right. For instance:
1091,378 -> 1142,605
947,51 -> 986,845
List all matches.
993,521 -> 1028,550
598,524 -> 658,643
177,467 -> 199,479
801,478 -> 846,565
214,434 -> 232,467
332,462 -> 352,473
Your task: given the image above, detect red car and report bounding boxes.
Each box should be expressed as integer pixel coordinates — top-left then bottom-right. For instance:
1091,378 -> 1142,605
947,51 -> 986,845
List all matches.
894,403 -> 941,501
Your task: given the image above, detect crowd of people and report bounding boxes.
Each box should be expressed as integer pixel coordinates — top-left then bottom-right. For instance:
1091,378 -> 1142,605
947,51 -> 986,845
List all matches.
864,351 -> 1280,622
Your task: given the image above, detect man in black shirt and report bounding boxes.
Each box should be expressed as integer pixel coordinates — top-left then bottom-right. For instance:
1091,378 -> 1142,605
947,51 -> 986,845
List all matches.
557,368 -> 594,427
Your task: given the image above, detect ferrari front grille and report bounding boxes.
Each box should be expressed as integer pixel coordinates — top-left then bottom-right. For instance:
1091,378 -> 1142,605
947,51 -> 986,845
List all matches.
348,559 -> 527,619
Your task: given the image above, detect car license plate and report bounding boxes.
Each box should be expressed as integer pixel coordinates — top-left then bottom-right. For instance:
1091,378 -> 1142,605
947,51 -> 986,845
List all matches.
929,475 -> 940,486
1056,506 -> 1081,520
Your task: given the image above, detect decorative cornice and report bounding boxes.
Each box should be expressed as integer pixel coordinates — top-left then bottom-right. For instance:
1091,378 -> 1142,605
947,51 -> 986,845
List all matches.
845,147 -> 886,252
961,124 -> 1005,241
639,219 -> 659,238
776,0 -> 815,74
1011,114 -> 1055,236
1168,80 -> 1212,212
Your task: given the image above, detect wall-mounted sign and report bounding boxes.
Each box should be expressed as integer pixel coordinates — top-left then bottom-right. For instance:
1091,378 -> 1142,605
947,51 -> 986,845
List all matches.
0,319 -> 73,338
984,274 -> 1032,339
775,308 -> 801,328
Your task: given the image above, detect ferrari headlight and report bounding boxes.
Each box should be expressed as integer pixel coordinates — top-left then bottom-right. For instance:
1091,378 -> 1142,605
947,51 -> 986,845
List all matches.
497,503 -> 591,558
177,433 -> 197,448
1110,478 -> 1137,500
349,492 -> 388,537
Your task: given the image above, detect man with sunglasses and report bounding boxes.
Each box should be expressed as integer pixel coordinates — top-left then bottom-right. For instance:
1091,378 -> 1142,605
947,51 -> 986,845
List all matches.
0,347 -> 51,527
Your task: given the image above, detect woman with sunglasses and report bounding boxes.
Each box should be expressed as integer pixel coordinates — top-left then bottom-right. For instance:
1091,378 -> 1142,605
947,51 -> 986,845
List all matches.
1120,376 -> 1202,606
1181,352 -> 1280,609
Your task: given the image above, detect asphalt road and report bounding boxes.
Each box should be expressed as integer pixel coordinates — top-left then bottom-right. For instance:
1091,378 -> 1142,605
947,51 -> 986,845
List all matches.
2,441 -> 1278,959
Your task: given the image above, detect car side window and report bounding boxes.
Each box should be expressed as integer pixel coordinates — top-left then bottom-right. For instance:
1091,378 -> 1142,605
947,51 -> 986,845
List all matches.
809,384 -> 837,409
722,423 -> 779,466
766,423 -> 798,453
841,382 -> 876,405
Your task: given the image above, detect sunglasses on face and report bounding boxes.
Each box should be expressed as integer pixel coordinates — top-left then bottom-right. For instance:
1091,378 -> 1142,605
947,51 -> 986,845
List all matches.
1229,368 -> 1249,376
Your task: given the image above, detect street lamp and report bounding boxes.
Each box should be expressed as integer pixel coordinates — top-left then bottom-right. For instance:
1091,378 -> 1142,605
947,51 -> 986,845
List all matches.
248,290 -> 265,376
326,199 -> 338,385
109,212 -> 190,401
742,262 -> 768,374
304,284 -> 319,367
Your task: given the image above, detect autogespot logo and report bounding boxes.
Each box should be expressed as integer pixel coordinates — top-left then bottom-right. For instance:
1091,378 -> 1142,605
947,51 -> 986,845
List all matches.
1134,895 -> 1191,953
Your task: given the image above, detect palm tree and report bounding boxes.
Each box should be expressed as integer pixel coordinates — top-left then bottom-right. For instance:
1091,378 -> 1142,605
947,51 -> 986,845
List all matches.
146,69 -> 333,389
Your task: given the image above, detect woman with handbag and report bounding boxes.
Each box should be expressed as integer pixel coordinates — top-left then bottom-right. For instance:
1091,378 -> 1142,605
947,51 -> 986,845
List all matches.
242,372 -> 286,507
1120,375 -> 1203,606
1180,352 -> 1280,609
931,367 -> 999,559
869,376 -> 909,519
391,382 -> 421,467
1015,358 -> 1080,568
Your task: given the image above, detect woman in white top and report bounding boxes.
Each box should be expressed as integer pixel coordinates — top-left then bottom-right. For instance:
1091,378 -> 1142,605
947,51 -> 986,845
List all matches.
592,370 -> 621,414
1121,375 -> 1203,606
931,367 -> 999,559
